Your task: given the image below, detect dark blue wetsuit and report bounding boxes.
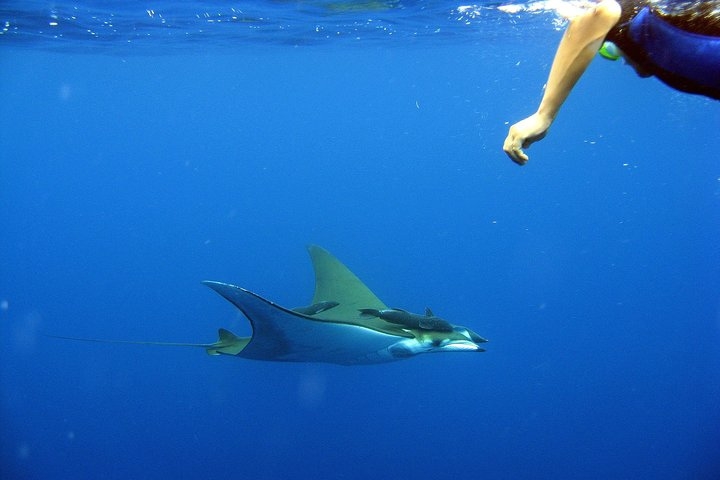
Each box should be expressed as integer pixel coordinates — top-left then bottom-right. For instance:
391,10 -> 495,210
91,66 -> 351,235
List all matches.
605,0 -> 720,99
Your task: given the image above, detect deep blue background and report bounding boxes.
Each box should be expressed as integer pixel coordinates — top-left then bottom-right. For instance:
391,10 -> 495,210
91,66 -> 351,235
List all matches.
2,28 -> 720,480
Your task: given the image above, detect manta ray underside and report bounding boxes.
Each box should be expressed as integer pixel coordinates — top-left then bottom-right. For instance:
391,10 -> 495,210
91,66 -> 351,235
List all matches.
55,246 -> 488,365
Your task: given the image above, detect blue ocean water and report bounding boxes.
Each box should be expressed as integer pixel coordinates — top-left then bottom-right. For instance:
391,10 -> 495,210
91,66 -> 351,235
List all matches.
2,1 -> 720,479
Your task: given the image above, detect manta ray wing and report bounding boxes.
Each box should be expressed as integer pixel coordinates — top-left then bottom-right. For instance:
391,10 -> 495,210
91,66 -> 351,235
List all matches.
308,245 -> 386,315
203,282 -> 408,365
304,245 -> 412,336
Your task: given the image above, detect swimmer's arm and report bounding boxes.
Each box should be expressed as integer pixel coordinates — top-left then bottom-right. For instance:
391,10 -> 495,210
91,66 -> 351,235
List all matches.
538,0 -> 621,126
504,0 -> 621,165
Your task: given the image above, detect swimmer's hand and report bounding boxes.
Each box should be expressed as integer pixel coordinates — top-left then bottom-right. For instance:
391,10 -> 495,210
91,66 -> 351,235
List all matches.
503,113 -> 551,165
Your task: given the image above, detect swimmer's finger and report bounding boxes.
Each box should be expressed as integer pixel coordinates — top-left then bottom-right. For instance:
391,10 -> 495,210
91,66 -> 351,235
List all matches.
511,147 -> 529,165
503,135 -> 529,165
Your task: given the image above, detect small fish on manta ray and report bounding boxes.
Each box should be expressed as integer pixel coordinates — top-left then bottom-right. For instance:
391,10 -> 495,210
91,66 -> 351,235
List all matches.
50,245 -> 488,365
359,307 -> 455,333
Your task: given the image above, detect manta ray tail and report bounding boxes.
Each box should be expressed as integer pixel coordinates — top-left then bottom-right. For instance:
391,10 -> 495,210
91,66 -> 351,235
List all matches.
46,328 -> 251,357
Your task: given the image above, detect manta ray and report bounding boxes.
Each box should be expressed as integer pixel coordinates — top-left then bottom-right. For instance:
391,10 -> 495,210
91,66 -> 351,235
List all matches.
54,246 -> 487,365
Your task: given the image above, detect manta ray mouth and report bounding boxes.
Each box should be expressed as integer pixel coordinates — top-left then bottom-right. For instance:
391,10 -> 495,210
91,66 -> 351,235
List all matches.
436,340 -> 486,353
